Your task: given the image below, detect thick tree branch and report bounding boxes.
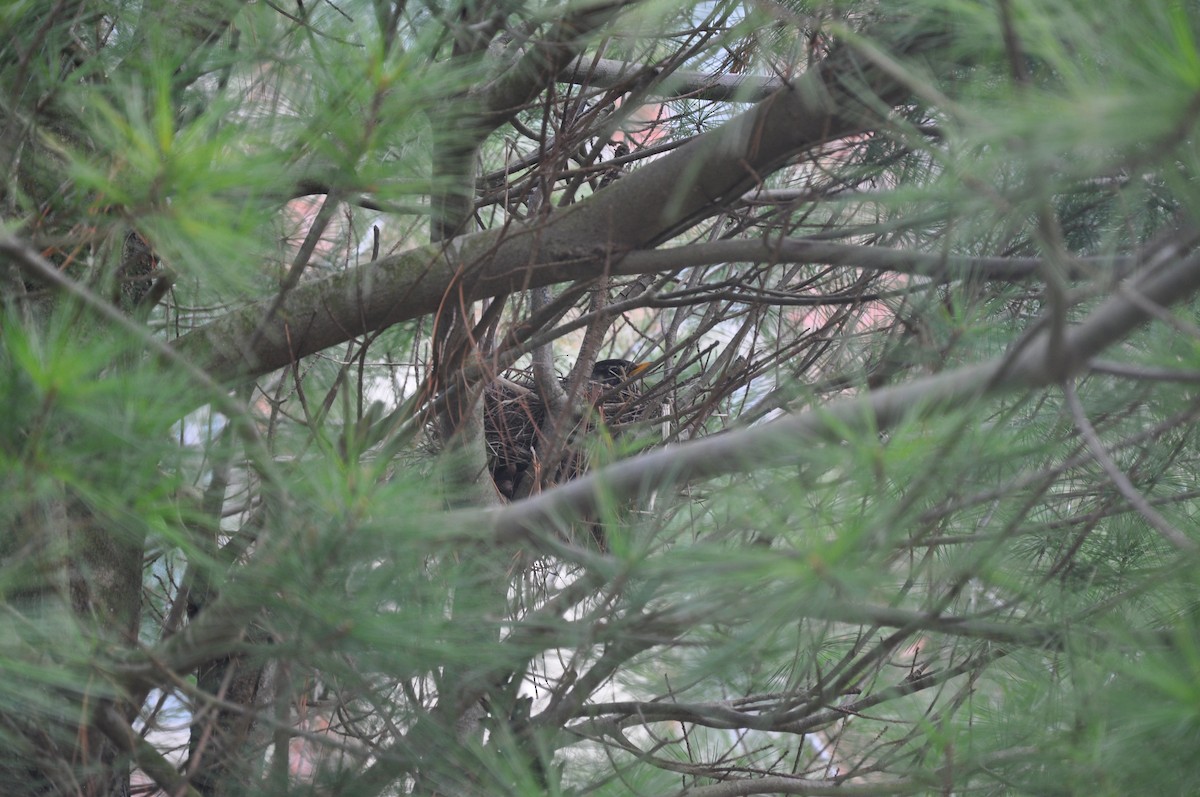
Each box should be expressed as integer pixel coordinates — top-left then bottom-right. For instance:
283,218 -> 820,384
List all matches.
94,706 -> 204,797
561,56 -> 786,103
616,237 -> 1144,282
174,35 -> 936,385
479,3 -> 640,129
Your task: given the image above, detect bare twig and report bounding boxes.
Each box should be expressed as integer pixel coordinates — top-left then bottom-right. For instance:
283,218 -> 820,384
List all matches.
1063,379 -> 1196,552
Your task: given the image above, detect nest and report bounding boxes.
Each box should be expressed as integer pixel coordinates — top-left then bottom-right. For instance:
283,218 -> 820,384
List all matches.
483,366 -> 657,501
483,369 -> 545,500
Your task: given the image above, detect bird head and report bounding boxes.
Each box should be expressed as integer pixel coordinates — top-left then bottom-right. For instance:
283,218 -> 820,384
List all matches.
590,359 -> 652,387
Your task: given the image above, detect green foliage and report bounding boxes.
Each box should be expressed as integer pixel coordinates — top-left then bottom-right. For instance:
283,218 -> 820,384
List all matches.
4,1 -> 1200,795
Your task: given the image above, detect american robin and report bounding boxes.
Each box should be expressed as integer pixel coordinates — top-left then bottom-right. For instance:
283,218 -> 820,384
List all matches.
589,358 -> 651,387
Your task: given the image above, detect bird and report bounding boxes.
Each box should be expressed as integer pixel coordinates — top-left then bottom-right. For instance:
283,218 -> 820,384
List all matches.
484,358 -> 653,502
589,358 -> 651,388
558,358 -> 653,484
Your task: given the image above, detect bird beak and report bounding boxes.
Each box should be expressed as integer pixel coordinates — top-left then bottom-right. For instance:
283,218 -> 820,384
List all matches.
629,362 -> 653,378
